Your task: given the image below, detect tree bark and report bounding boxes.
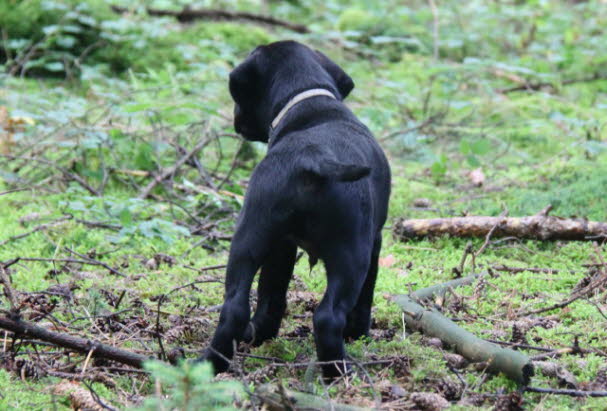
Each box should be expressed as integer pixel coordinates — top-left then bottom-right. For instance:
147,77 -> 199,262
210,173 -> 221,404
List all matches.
394,215 -> 607,241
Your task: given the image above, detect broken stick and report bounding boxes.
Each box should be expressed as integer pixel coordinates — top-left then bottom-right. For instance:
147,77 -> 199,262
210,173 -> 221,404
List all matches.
394,215 -> 607,241
392,277 -> 533,384
0,314 -> 150,368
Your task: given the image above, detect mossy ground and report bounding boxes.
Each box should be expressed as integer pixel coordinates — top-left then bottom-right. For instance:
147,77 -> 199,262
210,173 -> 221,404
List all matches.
1,0 -> 606,409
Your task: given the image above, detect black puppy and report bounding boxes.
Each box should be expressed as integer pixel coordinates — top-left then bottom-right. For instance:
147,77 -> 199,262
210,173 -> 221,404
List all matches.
201,40 -> 391,378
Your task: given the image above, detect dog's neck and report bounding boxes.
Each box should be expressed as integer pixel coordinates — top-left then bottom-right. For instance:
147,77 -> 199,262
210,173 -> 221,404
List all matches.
268,89 -> 336,144
271,89 -> 336,129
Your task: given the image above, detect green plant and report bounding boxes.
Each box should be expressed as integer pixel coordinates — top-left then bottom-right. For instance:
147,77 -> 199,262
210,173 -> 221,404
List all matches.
137,361 -> 244,411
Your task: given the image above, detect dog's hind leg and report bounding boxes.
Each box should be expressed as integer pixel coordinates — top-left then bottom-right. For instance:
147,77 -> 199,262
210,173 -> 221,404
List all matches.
344,235 -> 381,341
244,239 -> 297,346
199,223 -> 270,373
314,243 -> 371,378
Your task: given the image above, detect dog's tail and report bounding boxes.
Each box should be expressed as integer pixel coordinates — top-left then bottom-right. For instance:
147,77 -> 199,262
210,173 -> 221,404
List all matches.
304,159 -> 371,182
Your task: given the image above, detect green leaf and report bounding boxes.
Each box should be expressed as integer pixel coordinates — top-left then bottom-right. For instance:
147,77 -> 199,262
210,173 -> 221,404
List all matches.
460,140 -> 471,155
470,139 -> 491,155
134,143 -> 155,170
119,208 -> 132,226
44,61 -> 64,72
430,160 -> 447,176
55,35 -> 77,49
466,154 -> 481,167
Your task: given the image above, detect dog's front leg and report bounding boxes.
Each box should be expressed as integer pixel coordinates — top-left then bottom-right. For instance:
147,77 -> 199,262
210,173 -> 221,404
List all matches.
244,239 -> 297,345
200,226 -> 268,373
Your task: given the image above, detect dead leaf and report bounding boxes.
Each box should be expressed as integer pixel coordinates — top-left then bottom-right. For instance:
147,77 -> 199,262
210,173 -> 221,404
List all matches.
0,106 -> 34,155
379,254 -> 396,268
467,168 -> 485,186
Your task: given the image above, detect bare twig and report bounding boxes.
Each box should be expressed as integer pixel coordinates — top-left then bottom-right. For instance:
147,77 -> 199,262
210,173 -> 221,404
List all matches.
0,262 -> 18,309
519,267 -> 607,316
138,139 -> 209,199
524,386 -> 607,397
0,215 -> 72,248
64,247 -> 127,278
110,5 -> 309,33
0,154 -> 100,196
472,210 -> 508,270
499,72 -> 607,94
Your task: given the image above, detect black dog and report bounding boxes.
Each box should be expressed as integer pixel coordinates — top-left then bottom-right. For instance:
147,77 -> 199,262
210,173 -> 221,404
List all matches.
201,40 -> 391,378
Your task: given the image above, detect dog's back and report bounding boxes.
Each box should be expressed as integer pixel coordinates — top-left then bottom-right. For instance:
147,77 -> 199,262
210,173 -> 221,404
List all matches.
262,98 -> 390,232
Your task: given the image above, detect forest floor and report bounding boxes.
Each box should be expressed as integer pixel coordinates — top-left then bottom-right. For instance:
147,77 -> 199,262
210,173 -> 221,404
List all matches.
1,0 -> 606,409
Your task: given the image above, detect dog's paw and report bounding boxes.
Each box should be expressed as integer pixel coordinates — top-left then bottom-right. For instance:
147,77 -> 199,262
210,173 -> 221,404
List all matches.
196,348 -> 230,374
320,359 -> 353,382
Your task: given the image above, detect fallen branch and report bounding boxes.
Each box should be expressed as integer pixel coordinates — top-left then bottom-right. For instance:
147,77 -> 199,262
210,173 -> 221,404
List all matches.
411,272 -> 486,301
499,72 -> 607,94
0,262 -> 18,308
518,266 -> 607,316
138,139 -> 208,199
0,215 -> 72,247
255,384 -> 369,410
0,313 -> 150,368
491,264 -> 562,274
392,282 -> 533,384
524,386 -> 607,397
64,247 -> 127,278
111,5 -> 309,33
394,215 -> 607,241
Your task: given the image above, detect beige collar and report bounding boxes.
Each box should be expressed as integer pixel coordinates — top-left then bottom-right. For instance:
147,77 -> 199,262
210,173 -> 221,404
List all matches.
271,88 -> 336,130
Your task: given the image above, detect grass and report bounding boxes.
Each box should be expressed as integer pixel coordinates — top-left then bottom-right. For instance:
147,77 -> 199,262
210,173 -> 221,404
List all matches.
1,0 -> 607,409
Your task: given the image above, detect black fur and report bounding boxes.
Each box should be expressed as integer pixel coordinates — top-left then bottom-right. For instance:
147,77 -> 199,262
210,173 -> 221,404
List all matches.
200,41 -> 391,378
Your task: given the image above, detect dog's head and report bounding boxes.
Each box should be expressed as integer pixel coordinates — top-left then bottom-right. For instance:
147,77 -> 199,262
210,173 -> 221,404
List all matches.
229,41 -> 354,142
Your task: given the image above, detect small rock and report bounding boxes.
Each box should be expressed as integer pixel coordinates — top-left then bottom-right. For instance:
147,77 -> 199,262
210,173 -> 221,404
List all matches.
413,198 -> 432,208
390,384 -> 407,398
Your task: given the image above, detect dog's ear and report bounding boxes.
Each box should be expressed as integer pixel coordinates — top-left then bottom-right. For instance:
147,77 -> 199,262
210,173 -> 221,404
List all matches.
315,50 -> 354,99
229,54 -> 260,102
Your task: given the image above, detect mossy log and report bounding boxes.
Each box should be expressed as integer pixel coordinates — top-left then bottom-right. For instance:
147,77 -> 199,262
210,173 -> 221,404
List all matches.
394,215 -> 607,241
392,293 -> 533,385
255,384 -> 370,410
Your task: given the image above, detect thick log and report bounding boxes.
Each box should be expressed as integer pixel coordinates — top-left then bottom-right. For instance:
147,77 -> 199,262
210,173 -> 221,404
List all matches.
394,215 -> 607,241
255,384 -> 369,410
392,294 -> 533,385
0,314 -> 151,368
